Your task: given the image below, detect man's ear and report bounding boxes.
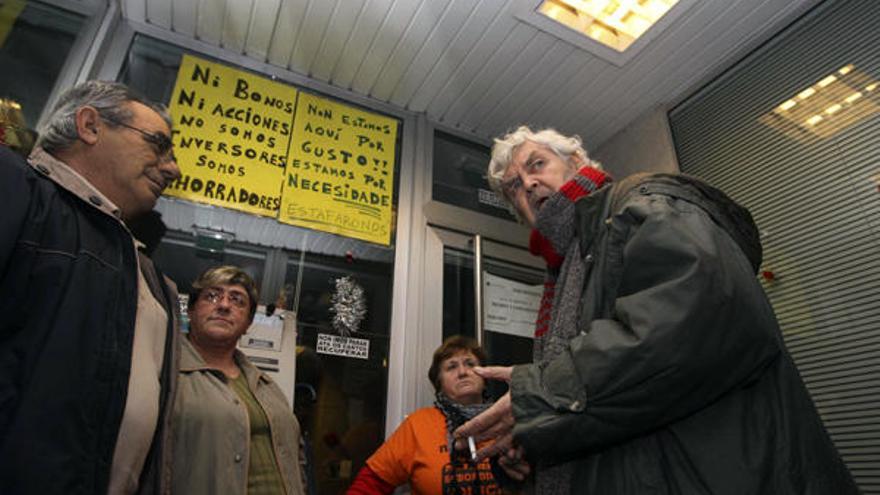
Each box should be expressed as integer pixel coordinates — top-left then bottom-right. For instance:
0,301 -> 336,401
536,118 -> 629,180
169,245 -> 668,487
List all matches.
74,106 -> 101,145
569,151 -> 587,169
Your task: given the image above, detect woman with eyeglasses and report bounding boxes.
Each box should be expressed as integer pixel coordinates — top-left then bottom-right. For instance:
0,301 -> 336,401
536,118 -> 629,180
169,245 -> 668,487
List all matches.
171,266 -> 305,495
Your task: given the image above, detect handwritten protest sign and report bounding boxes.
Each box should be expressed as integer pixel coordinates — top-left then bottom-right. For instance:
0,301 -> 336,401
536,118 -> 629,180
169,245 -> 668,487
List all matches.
166,54 -> 296,217
279,92 -> 398,245
163,55 -> 400,243
0,0 -> 26,49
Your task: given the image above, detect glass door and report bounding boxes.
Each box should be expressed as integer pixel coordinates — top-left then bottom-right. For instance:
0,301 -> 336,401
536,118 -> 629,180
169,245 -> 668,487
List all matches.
420,227 -> 544,405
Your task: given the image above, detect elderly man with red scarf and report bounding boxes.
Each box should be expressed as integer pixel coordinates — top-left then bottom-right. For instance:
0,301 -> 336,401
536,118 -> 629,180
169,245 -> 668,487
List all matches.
454,126 -> 856,495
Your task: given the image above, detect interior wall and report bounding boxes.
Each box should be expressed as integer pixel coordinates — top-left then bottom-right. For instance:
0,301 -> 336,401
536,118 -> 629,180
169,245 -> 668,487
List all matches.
592,106 -> 679,178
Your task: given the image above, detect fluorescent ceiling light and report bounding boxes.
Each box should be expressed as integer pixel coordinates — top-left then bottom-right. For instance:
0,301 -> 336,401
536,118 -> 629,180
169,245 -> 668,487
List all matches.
761,64 -> 879,142
537,0 -> 680,52
778,100 -> 797,111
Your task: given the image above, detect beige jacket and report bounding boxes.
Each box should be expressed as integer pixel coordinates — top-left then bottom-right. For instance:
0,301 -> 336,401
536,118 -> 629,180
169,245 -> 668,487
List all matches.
171,337 -> 305,495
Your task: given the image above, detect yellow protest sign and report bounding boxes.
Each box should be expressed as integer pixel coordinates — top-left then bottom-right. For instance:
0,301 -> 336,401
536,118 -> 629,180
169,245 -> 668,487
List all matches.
0,0 -> 26,49
280,93 -> 398,245
166,54 -> 296,216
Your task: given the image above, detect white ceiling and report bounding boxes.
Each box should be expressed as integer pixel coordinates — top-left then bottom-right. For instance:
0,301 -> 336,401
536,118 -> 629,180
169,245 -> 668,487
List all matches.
120,0 -> 821,150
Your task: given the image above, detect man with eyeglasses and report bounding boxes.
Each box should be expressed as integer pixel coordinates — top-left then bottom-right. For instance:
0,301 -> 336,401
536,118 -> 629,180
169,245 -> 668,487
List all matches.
0,81 -> 182,495
452,126 -> 857,494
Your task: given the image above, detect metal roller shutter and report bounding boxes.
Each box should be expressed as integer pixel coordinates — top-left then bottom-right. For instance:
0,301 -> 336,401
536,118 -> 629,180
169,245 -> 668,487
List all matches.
669,0 -> 880,492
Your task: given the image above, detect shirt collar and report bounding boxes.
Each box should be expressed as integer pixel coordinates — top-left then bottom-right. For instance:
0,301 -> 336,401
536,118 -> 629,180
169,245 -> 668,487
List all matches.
28,147 -> 123,220
180,336 -> 270,387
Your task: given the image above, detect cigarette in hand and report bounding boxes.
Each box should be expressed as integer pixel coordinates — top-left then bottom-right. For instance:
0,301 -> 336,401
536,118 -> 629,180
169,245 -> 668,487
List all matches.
468,436 -> 477,461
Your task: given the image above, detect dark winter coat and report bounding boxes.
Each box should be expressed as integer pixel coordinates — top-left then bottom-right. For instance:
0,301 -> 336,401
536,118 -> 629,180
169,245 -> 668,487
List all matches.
0,145 -> 178,494
510,173 -> 857,494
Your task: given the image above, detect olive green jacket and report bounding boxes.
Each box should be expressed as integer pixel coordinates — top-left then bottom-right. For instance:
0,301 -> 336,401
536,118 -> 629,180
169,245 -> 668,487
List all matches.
510,174 -> 856,494
171,337 -> 305,495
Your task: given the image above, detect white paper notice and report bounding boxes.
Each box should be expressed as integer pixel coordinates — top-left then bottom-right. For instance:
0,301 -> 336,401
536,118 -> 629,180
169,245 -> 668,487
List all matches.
483,272 -> 542,338
316,333 -> 370,360
237,309 -> 298,407
241,311 -> 284,352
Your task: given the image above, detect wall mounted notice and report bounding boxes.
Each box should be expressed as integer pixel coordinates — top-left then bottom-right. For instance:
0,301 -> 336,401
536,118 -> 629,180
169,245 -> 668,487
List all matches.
240,312 -> 284,352
279,92 -> 398,245
316,333 -> 370,360
238,309 -> 298,407
483,273 -> 542,339
166,54 -> 296,217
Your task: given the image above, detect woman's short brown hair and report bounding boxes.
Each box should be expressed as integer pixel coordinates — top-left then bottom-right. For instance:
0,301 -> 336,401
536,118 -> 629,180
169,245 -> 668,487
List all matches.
427,335 -> 487,393
189,265 -> 259,320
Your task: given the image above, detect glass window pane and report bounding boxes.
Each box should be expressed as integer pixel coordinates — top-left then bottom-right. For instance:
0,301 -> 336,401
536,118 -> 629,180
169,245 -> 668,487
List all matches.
443,248 -> 476,339
295,327 -> 388,494
442,247 -> 541,364
150,230 -> 267,296
442,247 -> 541,398
283,238 -> 393,493
432,131 -> 516,221
119,33 -> 189,104
0,1 -> 87,155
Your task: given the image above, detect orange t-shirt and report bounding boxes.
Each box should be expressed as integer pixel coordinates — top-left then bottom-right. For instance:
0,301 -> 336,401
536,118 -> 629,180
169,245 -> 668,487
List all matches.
366,407 -> 500,495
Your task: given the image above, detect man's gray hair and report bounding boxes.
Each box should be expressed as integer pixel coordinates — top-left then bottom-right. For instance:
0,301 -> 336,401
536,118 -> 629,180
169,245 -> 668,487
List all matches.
487,126 -> 602,195
36,80 -> 171,154
486,126 -> 602,219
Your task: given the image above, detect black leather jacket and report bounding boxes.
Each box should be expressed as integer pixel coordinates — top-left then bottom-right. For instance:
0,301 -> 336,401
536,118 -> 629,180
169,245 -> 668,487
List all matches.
0,146 -> 178,494
510,173 -> 857,494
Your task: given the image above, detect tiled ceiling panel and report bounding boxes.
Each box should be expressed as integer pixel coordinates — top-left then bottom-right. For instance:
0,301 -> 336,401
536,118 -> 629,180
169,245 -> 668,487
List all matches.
122,0 -> 820,149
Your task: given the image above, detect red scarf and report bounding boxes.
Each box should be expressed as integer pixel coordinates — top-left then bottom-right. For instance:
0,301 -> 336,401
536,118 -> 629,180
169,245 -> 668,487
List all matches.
529,166 -> 609,338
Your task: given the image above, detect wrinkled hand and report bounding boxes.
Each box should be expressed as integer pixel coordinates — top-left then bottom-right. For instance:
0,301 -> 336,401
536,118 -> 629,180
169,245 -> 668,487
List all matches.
497,445 -> 531,481
454,366 -> 516,462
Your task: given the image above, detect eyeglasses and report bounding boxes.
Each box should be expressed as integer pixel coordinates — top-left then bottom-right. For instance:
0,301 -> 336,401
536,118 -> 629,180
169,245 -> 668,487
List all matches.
199,287 -> 250,309
99,113 -> 175,162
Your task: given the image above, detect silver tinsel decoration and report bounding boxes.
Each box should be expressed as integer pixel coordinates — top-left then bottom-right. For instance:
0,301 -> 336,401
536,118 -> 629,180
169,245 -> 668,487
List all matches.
330,276 -> 367,336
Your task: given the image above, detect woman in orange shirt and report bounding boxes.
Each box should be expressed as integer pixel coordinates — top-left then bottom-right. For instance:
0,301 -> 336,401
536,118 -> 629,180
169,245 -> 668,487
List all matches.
347,336 -> 519,495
